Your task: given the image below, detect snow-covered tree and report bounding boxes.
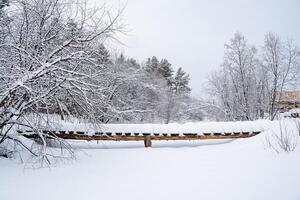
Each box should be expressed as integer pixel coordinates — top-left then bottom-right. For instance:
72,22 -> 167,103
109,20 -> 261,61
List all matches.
0,0 -> 124,162
206,32 -> 300,121
145,56 -> 160,73
158,59 -> 173,86
208,33 -> 260,120
173,67 -> 191,95
262,33 -> 300,120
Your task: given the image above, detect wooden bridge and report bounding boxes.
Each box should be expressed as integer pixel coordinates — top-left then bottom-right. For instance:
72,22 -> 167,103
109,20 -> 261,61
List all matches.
20,129 -> 262,147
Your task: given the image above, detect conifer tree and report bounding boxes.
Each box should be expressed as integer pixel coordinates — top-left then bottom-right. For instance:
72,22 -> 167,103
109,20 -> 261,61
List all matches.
145,56 -> 159,73
173,67 -> 191,95
158,59 -> 174,86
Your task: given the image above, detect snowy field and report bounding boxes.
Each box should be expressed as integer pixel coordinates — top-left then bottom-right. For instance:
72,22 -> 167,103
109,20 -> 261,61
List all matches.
1,119 -> 300,200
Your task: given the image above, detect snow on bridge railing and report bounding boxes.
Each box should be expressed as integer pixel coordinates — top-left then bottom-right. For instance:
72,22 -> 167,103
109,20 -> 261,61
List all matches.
19,120 -> 271,147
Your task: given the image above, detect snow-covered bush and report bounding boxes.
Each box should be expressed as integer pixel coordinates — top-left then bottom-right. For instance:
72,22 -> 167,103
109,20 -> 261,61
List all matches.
266,120 -> 298,153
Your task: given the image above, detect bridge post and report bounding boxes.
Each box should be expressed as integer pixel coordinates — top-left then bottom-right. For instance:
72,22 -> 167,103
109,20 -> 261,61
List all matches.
144,135 -> 152,147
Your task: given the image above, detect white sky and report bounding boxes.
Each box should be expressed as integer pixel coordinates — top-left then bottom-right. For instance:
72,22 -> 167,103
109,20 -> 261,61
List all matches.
92,0 -> 300,97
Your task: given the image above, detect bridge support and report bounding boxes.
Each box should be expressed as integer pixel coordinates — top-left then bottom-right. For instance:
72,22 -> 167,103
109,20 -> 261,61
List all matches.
144,135 -> 152,147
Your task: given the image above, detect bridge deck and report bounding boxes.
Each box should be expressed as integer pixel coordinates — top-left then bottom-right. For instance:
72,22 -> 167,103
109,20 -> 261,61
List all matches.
20,130 -> 261,147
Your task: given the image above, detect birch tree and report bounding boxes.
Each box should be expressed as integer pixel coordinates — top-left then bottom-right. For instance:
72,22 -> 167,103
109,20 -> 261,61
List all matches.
262,33 -> 300,119
208,33 -> 260,120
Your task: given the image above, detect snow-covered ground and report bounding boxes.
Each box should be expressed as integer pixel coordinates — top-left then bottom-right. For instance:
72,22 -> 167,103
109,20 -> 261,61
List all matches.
1,119 -> 300,200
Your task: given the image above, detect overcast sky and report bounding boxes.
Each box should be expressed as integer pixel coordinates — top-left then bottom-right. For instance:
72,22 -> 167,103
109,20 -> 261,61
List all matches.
93,0 -> 300,97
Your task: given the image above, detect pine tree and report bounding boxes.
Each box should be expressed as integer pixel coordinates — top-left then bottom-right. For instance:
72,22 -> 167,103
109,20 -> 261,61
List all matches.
126,58 -> 140,69
96,44 -> 111,66
116,53 -> 126,64
173,67 -> 191,95
158,59 -> 173,78
158,59 -> 173,86
145,56 -> 159,73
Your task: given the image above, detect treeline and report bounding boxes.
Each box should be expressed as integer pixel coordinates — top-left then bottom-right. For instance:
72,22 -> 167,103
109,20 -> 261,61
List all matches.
74,52 -> 203,124
206,32 -> 300,121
